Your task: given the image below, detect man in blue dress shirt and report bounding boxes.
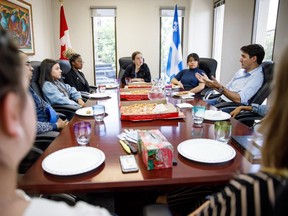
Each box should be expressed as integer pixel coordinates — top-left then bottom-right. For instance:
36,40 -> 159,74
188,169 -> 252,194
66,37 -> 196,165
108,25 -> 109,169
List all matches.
196,44 -> 265,106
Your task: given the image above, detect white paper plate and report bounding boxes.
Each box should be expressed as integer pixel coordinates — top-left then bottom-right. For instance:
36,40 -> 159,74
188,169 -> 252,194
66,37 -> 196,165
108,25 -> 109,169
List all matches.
75,107 -> 93,116
89,93 -> 110,98
177,139 -> 236,163
172,92 -> 195,97
42,146 -> 105,176
105,84 -> 119,89
204,110 -> 231,121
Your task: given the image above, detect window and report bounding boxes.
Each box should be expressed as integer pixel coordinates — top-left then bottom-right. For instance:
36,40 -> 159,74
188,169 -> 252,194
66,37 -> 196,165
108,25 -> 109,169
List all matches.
91,8 -> 117,85
212,0 -> 225,81
253,0 -> 279,61
159,7 -> 184,79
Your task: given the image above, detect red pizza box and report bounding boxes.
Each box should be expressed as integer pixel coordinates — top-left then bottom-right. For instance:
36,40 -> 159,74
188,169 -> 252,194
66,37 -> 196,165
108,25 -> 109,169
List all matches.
120,88 -> 150,101
120,99 -> 180,121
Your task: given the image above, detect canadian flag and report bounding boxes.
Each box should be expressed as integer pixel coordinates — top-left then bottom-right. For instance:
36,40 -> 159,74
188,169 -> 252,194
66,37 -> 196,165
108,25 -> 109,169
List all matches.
60,4 -> 72,59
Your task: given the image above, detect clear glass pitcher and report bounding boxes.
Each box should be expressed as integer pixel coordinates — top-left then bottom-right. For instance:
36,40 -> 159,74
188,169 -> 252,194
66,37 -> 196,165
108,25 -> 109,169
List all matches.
148,79 -> 165,100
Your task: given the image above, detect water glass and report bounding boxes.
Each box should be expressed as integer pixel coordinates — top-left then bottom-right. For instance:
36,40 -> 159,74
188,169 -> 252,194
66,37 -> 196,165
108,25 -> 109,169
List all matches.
214,121 -> 232,143
192,106 -> 206,125
93,105 -> 105,122
73,121 -> 91,145
98,84 -> 106,93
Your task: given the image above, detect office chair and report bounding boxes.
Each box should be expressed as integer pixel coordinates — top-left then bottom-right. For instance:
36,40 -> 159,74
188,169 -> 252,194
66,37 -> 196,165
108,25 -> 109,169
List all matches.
31,61 -> 78,120
214,61 -> 274,112
118,56 -> 133,87
18,131 -> 59,174
199,58 -> 218,96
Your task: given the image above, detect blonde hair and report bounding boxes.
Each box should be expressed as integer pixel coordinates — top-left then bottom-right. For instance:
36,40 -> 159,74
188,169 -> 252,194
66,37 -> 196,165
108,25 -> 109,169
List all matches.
260,47 -> 288,169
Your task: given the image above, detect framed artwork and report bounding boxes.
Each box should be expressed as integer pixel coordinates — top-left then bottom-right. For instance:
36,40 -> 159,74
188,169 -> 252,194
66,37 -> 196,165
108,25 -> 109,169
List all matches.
0,0 -> 35,55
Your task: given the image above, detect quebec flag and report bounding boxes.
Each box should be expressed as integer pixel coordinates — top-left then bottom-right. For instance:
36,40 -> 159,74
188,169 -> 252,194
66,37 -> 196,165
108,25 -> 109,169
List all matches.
166,4 -> 183,81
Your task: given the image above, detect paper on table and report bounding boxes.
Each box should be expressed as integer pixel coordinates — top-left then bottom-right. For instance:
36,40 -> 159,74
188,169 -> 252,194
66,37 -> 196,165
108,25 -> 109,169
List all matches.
176,103 -> 193,108
153,104 -> 168,113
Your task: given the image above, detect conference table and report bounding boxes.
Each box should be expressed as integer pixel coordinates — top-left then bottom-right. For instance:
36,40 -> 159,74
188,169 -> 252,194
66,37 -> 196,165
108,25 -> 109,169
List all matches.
18,88 -> 259,214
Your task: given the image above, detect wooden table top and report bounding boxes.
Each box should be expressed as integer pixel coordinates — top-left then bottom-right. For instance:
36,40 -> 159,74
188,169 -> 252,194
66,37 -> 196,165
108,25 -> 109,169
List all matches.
18,89 -> 258,194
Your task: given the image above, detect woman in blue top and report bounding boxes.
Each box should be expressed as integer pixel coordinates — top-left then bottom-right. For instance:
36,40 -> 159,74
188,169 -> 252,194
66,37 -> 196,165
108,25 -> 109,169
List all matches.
171,53 -> 205,93
38,59 -> 85,108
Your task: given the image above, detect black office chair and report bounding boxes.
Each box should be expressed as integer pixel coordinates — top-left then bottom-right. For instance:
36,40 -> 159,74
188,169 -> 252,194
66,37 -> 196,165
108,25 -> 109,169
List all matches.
199,58 -> 218,96
214,61 -> 274,112
118,56 -> 133,84
18,131 -> 59,174
31,61 -> 78,120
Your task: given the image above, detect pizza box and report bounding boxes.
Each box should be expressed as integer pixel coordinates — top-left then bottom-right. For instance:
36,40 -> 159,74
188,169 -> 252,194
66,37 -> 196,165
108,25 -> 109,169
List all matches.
120,88 -> 150,101
126,82 -> 152,88
120,99 -> 181,121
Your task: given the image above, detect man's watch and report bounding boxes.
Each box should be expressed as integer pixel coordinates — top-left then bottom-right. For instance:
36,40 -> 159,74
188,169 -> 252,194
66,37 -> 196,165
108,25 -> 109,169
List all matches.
218,86 -> 225,94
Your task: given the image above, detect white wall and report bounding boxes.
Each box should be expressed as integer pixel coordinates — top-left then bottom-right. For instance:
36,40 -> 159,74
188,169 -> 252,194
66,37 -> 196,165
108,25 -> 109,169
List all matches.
25,0 -> 55,61
220,0 -> 255,85
273,0 -> 288,63
187,0 -> 213,58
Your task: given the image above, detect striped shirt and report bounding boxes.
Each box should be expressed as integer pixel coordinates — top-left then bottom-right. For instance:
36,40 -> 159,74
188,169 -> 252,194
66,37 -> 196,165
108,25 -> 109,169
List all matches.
198,172 -> 286,216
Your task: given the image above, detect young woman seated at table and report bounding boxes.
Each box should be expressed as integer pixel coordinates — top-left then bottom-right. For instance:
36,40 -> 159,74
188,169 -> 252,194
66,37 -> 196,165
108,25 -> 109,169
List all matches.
171,53 -> 206,93
0,30 -> 111,216
38,59 -> 85,108
121,51 -> 151,85
64,52 -> 95,93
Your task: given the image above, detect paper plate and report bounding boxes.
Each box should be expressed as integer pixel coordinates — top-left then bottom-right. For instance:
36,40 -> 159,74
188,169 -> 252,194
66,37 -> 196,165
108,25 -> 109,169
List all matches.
177,139 -> 236,163
105,84 -> 119,89
89,93 -> 110,99
172,92 -> 195,97
42,146 -> 105,176
75,107 -> 93,116
204,110 -> 231,121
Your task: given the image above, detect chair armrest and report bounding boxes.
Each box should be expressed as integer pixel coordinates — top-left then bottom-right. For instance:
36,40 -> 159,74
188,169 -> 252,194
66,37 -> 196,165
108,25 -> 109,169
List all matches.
89,85 -> 98,91
214,102 -> 243,110
142,204 -> 172,216
235,112 -> 263,122
52,105 -> 78,120
57,112 -> 67,120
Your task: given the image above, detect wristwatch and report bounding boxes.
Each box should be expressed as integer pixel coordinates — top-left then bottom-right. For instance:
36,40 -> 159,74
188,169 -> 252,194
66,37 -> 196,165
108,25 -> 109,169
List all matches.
218,86 -> 225,94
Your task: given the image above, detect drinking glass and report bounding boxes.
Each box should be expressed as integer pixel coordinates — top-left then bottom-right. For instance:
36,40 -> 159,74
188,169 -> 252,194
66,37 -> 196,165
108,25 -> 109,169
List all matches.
192,106 -> 206,125
98,84 -> 106,93
73,121 -> 91,145
93,105 -> 105,122
214,121 -> 232,143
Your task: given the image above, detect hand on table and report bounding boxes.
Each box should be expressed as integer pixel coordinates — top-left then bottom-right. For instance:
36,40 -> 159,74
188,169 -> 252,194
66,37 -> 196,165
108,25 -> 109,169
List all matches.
57,118 -> 69,131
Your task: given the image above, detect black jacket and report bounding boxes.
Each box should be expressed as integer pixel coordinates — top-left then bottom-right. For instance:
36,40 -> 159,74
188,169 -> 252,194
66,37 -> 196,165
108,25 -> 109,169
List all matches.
64,68 -> 91,92
121,63 -> 151,84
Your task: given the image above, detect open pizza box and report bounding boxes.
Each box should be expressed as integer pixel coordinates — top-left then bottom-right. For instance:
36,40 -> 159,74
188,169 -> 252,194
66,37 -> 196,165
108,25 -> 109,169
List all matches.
120,99 -> 184,121
126,82 -> 153,88
120,88 -> 150,101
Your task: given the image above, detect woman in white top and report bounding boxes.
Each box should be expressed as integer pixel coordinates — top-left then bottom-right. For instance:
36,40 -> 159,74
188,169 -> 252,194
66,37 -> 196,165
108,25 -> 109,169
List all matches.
0,30 -> 111,216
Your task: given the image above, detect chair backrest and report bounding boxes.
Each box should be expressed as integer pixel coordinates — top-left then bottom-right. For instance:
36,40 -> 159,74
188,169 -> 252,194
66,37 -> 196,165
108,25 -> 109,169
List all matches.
118,56 -> 133,80
248,61 -> 274,104
199,58 -> 218,96
31,61 -> 45,98
199,57 -> 217,79
58,59 -> 71,82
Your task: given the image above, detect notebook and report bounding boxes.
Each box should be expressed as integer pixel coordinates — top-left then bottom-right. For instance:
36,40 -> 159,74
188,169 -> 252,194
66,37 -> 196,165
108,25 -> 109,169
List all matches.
231,135 -> 262,163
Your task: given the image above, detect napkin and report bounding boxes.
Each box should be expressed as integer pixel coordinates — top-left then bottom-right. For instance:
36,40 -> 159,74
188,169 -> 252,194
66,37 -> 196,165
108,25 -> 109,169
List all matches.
153,104 -> 168,113
176,103 -> 193,108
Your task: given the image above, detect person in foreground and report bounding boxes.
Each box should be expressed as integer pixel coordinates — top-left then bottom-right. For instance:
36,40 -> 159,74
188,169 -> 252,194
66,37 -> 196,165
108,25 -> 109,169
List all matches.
64,53 -> 95,93
19,51 -> 68,134
121,51 -> 151,85
188,47 -> 288,215
171,53 -> 205,93
196,44 -> 265,106
38,58 -> 85,108
0,30 -> 111,216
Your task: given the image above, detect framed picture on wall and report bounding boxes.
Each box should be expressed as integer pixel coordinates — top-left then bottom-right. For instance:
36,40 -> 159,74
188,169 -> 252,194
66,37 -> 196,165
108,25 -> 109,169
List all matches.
0,0 -> 35,55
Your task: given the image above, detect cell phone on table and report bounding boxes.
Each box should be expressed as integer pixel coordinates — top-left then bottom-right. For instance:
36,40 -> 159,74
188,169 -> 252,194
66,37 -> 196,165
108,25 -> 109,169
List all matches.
119,155 -> 139,173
